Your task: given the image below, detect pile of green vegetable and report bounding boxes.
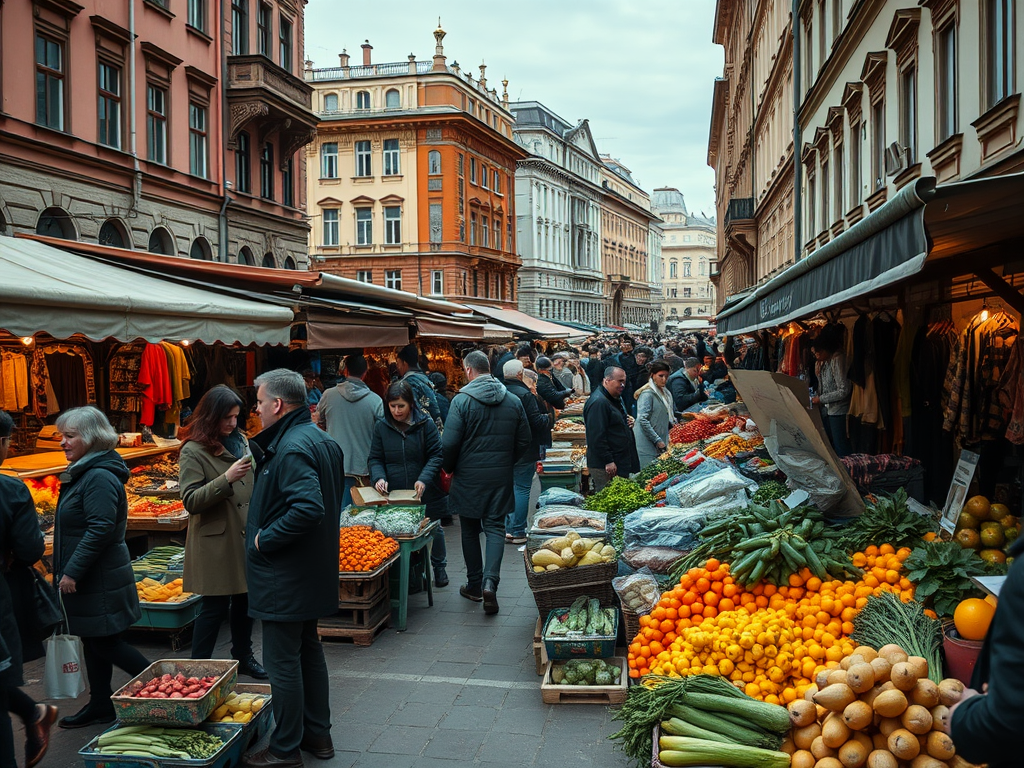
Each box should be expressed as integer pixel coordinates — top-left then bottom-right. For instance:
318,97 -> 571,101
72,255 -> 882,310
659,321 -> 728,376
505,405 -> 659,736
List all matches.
751,480 -> 788,506
546,597 -> 616,637
635,456 -> 688,485
584,477 -> 654,551
93,726 -> 224,759
850,591 -> 943,683
903,540 -> 1007,617
674,501 -> 860,586
843,489 -> 936,550
610,674 -> 791,766
550,658 -> 622,686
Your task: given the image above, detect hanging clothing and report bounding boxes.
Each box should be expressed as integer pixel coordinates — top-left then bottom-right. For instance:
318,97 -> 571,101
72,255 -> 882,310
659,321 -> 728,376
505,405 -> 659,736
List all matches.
0,351 -> 30,411
998,338 -> 1024,445
44,350 -> 88,412
138,343 -> 173,427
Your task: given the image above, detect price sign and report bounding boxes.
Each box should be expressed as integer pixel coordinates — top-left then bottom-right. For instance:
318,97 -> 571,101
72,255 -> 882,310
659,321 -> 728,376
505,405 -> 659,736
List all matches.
939,450 -> 980,533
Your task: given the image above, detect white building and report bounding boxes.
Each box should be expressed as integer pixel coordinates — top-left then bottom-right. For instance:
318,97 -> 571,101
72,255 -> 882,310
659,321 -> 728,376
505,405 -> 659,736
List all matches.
511,101 -> 606,326
652,188 -> 717,329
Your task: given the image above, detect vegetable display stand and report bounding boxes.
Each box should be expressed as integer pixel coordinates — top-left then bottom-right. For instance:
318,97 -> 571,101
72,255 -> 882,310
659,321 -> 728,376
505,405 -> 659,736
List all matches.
111,660 -> 239,725
532,618 -> 549,676
540,657 -> 627,705
388,520 -> 439,632
319,556 -> 397,646
523,548 -> 616,616
79,722 -> 244,768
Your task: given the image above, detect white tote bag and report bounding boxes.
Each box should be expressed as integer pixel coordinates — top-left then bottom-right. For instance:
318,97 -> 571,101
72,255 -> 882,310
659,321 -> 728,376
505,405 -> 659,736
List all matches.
43,597 -> 86,700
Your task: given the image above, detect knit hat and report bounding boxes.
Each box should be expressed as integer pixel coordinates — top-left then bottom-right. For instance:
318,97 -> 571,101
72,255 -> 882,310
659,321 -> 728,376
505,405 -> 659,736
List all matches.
398,343 -> 420,367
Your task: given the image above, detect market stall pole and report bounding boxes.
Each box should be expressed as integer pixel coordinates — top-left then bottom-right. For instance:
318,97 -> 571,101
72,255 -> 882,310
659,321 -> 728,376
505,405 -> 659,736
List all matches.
319,553 -> 398,647
389,520 -> 440,632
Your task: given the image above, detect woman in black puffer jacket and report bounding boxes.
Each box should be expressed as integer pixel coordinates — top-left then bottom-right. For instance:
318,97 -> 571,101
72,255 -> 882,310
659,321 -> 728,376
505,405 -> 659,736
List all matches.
367,382 -> 448,587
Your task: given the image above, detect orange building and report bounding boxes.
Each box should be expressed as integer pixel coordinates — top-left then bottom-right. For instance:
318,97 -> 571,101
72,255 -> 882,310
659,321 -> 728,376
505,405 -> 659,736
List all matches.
305,25 -> 528,307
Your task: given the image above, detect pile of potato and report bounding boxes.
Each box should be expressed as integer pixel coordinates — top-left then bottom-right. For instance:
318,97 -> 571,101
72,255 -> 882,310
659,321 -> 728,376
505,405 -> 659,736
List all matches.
784,644 -> 969,768
530,530 -> 616,571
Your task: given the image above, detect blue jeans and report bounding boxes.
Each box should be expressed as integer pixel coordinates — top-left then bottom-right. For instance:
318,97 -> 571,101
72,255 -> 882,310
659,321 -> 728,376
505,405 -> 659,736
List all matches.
506,461 -> 536,538
430,523 -> 447,569
828,414 -> 853,458
342,476 -> 357,508
460,516 -> 506,588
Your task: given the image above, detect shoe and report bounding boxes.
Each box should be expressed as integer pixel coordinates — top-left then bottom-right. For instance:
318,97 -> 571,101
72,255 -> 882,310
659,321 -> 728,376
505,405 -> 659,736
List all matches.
242,747 -> 304,768
511,535 -> 528,545
25,704 -> 58,768
433,567 -> 449,588
441,516 -> 454,526
504,533 -> 514,542
459,583 -> 483,602
237,654 -> 269,680
300,732 -> 335,760
58,703 -> 115,729
482,578 -> 499,616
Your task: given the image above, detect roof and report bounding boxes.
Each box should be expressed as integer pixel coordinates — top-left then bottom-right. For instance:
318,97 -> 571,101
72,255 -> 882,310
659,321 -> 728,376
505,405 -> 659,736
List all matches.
464,304 -> 588,341
0,236 -> 293,345
652,188 -> 689,215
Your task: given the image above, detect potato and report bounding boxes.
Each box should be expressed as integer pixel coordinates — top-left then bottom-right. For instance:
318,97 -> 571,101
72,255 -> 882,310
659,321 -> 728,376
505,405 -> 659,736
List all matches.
838,739 -> 869,768
828,669 -> 850,687
888,729 -> 922,761
792,750 -> 817,768
790,699 -> 819,728
821,716 -> 851,749
870,656 -> 893,681
906,656 -> 930,681
929,704 -> 951,732
911,679 -> 940,708
816,759 -> 845,768
873,689 -> 909,718
841,653 -> 867,671
843,700 -> 874,730
866,750 -> 899,768
926,731 -> 956,761
847,663 -> 876,694
811,735 -> 838,760
854,646 -> 879,663
937,679 -> 965,707
815,683 -> 857,712
900,704 -> 934,735
878,716 -> 903,737
890,662 -> 919,692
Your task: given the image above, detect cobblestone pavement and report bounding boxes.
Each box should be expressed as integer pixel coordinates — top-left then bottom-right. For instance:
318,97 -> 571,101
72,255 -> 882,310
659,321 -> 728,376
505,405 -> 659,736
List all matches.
13,518 -> 627,768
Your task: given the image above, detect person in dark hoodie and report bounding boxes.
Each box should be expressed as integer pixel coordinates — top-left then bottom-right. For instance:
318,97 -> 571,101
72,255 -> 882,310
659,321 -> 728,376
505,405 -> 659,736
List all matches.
442,351 -> 531,616
947,534 -> 1024,768
502,360 -> 551,544
396,344 -> 442,428
53,407 -> 149,729
368,381 -> 449,588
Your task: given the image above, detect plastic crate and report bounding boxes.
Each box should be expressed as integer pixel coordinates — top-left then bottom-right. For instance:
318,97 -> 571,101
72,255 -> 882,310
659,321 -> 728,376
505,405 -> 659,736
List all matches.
79,722 -> 244,768
134,595 -> 204,630
205,684 -> 272,751
542,607 -> 618,660
111,660 -> 238,725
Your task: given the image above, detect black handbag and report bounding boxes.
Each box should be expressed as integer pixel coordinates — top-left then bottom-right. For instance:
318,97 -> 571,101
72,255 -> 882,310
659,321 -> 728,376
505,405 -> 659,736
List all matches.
29,567 -> 62,638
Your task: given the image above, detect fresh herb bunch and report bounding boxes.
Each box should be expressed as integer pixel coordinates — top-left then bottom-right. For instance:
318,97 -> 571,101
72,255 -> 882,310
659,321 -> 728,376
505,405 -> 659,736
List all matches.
903,540 -> 1007,618
584,477 -> 655,515
752,480 -> 788,506
635,456 -> 687,485
844,489 -> 936,551
850,592 -> 943,683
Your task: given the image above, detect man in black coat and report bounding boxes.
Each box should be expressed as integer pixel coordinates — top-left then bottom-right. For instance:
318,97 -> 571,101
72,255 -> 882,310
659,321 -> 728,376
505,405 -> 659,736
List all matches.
536,357 -> 572,412
948,535 -> 1024,768
503,360 -> 551,544
668,357 -> 707,414
245,370 -> 344,768
616,337 -> 640,416
583,366 -> 639,492
442,352 -> 531,615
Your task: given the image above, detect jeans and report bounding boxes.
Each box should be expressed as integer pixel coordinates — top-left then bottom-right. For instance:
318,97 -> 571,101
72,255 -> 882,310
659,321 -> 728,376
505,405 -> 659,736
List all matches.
506,462 -> 536,538
82,633 -> 150,707
430,523 -> 447,569
261,619 -> 331,756
460,516 -> 506,588
190,593 -> 253,660
342,476 -> 357,509
827,414 -> 853,458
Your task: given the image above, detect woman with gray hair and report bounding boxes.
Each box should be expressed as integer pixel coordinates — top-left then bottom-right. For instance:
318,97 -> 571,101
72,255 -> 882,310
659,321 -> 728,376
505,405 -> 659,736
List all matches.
52,406 -> 148,729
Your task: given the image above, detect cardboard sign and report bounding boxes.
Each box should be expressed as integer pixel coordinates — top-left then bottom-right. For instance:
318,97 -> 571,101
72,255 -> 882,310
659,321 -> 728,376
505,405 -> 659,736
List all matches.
730,369 -> 864,517
939,450 -> 980,533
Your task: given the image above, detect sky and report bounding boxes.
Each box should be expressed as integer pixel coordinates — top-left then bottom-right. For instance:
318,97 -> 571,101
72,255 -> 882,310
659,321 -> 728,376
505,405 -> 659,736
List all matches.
303,0 -> 723,219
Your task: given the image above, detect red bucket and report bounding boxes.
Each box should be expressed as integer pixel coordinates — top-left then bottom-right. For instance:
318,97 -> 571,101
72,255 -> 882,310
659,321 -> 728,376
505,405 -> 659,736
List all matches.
943,623 -> 984,685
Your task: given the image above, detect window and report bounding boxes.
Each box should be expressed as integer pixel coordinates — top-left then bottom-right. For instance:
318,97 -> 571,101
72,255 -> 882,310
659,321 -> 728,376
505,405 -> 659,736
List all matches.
356,270 -> 372,283
149,227 -> 174,254
683,260 -> 691,277
818,0 -> 827,69
985,0 -> 1015,108
98,62 -> 121,148
493,170 -> 500,193
355,91 -> 370,110
188,0 -> 206,31
324,93 -> 338,112
803,22 -> 815,92
231,0 -> 248,54
833,142 -> 844,217
262,253 -> 276,268
871,100 -> 885,190
189,103 -> 209,178
279,15 -> 292,72
429,202 -> 442,243
481,165 -> 489,189
669,261 -> 677,278
937,23 -> 957,140
683,287 -> 692,298
383,138 -> 400,176
431,270 -> 443,295
384,206 -> 401,244
260,142 -> 273,199
470,212 -> 477,245
699,259 -> 707,276
146,85 -> 167,163
236,131 -> 251,193
257,3 -> 271,56
356,208 -> 372,244
850,120 -> 861,205
322,209 -> 338,246
385,89 -> 400,108
282,157 -> 294,207
99,220 -> 126,248
831,0 -> 841,41
899,65 -> 917,165
35,34 -> 64,130
355,140 -> 371,176
670,288 -> 678,298
493,218 -> 500,249
385,270 -> 402,290
470,157 -> 477,184
428,150 -> 441,174
482,217 -> 489,248
321,142 -> 338,178
820,156 -> 830,226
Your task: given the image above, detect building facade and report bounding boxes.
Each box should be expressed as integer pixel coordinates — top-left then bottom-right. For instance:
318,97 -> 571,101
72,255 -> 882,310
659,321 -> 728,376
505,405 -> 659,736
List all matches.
510,102 -> 605,326
599,156 -> 663,328
651,188 -> 717,328
304,27 -> 527,307
0,0 -> 316,268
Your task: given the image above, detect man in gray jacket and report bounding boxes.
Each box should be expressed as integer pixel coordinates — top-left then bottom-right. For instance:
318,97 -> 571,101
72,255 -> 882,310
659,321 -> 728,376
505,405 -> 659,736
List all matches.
315,354 -> 384,507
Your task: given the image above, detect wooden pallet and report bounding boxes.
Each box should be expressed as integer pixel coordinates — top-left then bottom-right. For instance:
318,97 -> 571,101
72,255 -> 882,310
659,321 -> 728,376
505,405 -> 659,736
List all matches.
318,593 -> 391,647
540,657 -> 628,705
532,617 -> 549,676
339,571 -> 389,605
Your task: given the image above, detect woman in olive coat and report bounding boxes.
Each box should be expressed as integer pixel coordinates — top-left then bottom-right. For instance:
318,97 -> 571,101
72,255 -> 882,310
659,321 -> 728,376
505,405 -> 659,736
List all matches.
178,386 -> 265,678
53,407 -> 148,729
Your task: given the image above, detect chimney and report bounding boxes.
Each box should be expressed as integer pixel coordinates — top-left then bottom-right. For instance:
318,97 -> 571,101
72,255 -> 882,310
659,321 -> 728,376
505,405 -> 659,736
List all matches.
338,49 -> 349,68
361,40 -> 372,66
432,19 -> 447,72
478,62 -> 487,88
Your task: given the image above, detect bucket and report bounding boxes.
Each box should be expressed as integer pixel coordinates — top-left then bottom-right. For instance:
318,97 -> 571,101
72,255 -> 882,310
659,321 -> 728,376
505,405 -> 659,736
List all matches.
943,623 -> 984,685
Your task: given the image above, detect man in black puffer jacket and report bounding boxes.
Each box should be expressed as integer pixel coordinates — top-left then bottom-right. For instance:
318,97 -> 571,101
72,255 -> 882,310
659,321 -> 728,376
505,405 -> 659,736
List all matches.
245,370 -> 344,768
503,360 -> 551,544
583,366 -> 639,492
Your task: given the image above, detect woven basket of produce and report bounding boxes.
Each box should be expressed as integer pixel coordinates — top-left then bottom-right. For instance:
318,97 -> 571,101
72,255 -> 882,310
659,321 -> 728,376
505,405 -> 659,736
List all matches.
524,531 -> 618,615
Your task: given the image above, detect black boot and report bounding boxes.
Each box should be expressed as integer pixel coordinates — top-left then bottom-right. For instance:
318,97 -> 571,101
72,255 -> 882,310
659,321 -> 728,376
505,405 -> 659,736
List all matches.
58,702 -> 115,729
459,583 -> 482,602
482,578 -> 499,615
237,654 -> 269,680
433,567 -> 449,588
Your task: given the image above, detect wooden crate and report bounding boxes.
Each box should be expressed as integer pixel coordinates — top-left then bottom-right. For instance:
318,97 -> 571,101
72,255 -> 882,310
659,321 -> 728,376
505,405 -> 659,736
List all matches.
319,585 -> 391,647
532,618 -> 549,676
339,567 -> 390,605
540,657 -> 628,705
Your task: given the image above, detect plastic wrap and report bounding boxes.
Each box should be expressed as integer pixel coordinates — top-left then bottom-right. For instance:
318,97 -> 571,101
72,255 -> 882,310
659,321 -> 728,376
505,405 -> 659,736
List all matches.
764,426 -> 845,511
664,460 -> 756,513
622,547 -> 688,574
612,567 -> 661,615
339,506 -> 377,528
530,506 -> 606,534
373,505 -> 425,536
622,506 -> 708,551
537,487 -> 585,508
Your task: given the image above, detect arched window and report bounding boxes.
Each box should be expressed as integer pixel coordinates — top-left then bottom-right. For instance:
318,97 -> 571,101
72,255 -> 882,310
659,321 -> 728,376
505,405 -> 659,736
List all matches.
261,253 -> 277,268
683,260 -> 692,277
36,207 -> 76,240
699,258 -> 706,276
669,260 -> 677,279
428,150 -> 441,175
323,93 -> 338,112
283,256 -> 297,270
189,236 -> 213,260
148,227 -> 175,255
355,91 -> 370,110
385,88 -> 400,108
238,246 -> 255,266
99,219 -> 129,248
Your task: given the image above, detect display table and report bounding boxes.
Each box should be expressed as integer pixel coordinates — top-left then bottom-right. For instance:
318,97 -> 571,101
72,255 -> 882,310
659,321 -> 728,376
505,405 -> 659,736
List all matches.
390,520 -> 439,632
0,443 -> 181,478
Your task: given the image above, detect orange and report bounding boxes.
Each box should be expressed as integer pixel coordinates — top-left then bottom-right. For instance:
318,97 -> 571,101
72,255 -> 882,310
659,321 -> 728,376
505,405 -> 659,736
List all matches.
964,495 -> 991,521
704,592 -> 720,608
878,543 -> 895,556
695,578 -> 711,593
953,598 -> 995,641
705,558 -> 721,571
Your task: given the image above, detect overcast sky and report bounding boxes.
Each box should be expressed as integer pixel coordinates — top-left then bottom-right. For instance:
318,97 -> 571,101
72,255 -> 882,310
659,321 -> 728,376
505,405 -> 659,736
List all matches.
304,0 -> 723,219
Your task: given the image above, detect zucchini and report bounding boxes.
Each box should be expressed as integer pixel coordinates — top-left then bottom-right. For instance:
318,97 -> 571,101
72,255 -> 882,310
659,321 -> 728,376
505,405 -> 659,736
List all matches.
661,718 -> 740,745
667,704 -> 781,749
567,596 -> 587,631
682,691 -> 791,733
658,737 -> 790,768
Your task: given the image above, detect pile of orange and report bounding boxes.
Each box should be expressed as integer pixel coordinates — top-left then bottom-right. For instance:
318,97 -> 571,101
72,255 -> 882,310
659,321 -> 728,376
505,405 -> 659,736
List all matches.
338,526 -> 398,572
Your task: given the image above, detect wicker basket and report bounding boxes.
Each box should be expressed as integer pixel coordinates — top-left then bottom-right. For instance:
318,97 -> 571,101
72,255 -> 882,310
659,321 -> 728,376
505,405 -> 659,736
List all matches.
621,604 -> 643,646
524,549 -> 617,616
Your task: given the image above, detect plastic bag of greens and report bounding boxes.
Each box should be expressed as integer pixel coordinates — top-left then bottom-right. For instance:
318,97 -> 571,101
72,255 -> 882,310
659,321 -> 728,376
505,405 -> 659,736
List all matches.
340,505 -> 377,528
372,504 -> 426,537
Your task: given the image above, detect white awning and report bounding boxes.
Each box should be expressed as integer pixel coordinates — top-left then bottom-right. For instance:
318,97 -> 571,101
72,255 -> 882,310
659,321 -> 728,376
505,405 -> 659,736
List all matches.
465,304 -> 589,341
0,236 -> 293,345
